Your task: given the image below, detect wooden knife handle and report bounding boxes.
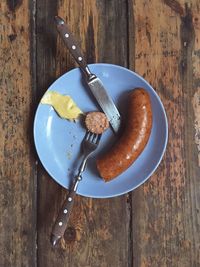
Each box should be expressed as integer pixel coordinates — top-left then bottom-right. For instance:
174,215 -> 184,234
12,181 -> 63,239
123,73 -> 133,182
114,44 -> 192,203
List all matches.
54,16 -> 92,78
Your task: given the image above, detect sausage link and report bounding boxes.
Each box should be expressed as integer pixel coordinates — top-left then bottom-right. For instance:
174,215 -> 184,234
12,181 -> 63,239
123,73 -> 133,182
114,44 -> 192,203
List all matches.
96,88 -> 153,182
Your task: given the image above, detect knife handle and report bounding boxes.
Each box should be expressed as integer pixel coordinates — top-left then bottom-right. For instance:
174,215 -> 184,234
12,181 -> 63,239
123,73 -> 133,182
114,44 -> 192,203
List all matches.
55,16 -> 94,80
50,175 -> 81,246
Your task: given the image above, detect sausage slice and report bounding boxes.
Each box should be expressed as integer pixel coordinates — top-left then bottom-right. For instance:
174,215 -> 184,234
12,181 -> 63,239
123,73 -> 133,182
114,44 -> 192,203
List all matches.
85,111 -> 109,134
96,88 -> 153,182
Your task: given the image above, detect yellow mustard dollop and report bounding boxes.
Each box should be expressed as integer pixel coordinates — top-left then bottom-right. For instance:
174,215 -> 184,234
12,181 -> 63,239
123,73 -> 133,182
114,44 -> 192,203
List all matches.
41,91 -> 83,120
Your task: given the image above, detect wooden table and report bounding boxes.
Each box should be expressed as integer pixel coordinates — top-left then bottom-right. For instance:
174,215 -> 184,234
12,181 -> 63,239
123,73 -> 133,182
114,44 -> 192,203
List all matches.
1,0 -> 200,266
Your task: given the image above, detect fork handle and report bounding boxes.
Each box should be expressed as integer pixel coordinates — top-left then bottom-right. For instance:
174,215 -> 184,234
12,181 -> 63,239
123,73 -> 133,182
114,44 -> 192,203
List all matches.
50,175 -> 82,246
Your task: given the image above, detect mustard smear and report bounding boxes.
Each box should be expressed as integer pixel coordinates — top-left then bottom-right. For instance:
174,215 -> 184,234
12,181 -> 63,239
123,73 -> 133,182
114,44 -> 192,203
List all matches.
41,91 -> 83,120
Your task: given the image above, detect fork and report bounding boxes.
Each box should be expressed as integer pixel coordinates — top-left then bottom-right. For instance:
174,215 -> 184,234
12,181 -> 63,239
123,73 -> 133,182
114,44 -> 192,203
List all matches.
51,131 -> 101,246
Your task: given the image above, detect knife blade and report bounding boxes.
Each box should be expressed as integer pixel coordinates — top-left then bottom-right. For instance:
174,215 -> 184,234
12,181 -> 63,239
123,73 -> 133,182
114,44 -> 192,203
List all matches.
54,16 -> 121,133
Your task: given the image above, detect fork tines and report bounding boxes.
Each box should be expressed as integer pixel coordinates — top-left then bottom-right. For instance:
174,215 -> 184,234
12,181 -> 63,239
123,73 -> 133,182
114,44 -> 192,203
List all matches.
85,131 -> 101,144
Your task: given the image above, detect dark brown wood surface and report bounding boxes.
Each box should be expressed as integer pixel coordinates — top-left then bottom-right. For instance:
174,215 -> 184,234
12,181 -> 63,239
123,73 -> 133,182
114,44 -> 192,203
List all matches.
131,1 -> 200,266
0,1 -> 37,267
0,0 -> 199,266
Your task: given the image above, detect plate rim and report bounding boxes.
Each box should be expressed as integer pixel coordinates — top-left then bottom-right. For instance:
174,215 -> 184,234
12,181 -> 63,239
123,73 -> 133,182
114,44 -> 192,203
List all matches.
33,63 -> 168,198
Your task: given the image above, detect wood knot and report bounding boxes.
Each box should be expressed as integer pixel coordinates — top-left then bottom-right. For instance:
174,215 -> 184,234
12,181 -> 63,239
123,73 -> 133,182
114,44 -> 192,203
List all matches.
163,0 -> 184,16
8,34 -> 17,42
64,227 -> 76,242
7,0 -> 23,12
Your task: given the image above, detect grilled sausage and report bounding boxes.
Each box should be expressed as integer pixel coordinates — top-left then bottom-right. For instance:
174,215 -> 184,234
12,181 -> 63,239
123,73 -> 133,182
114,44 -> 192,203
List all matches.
85,111 -> 109,134
96,88 -> 152,182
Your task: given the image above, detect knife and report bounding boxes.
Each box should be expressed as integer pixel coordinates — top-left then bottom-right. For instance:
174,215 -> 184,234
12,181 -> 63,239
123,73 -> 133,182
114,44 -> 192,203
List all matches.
54,16 -> 121,133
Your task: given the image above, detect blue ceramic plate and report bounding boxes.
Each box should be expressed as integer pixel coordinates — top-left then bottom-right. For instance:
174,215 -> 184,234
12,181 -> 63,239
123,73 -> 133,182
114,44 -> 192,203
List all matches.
34,63 -> 168,198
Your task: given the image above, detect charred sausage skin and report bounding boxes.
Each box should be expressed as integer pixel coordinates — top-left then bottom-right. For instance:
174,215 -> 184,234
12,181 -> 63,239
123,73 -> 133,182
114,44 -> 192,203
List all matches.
96,88 -> 153,182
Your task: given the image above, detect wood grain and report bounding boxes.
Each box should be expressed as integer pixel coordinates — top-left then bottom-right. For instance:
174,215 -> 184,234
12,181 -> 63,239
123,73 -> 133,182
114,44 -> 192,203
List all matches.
129,0 -> 200,266
0,1 -> 36,267
1,0 -> 199,266
36,1 -> 130,266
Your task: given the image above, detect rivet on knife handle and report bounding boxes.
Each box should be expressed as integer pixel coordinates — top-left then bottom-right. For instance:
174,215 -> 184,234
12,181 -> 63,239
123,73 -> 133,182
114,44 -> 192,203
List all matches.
54,16 -> 94,80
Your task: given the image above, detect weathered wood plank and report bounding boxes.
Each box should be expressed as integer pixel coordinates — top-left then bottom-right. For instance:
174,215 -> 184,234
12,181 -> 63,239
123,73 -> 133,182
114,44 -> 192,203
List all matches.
129,0 -> 200,266
36,1 -> 130,266
0,1 -> 36,267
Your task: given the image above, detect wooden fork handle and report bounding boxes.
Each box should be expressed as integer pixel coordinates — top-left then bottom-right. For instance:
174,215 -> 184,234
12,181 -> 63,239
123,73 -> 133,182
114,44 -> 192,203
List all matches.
50,175 -> 81,246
